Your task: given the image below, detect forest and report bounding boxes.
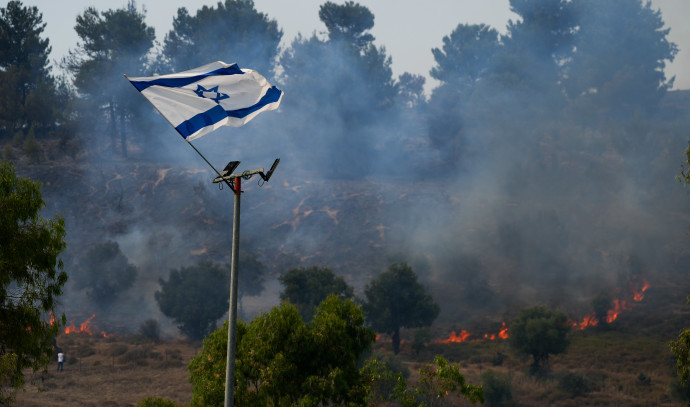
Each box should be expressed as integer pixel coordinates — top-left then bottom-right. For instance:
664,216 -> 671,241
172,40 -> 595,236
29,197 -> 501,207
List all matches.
2,0 -> 690,405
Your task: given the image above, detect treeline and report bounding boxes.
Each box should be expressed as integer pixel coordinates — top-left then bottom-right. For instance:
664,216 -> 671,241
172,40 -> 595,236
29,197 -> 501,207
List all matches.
0,0 -> 680,177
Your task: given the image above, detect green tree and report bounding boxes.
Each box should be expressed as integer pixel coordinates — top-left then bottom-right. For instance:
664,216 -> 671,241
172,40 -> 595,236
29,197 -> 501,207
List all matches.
430,23 -> 500,90
564,0 -> 677,117
64,0 -> 155,157
0,1 -> 64,140
481,369 -> 513,407
279,1 -> 398,177
383,356 -> 484,406
509,305 -> 571,374
426,23 -> 501,165
71,240 -> 137,307
363,262 -> 440,354
0,160 -> 67,399
499,0 -> 575,95
155,260 -> 228,340
278,265 -> 353,321
670,295 -> 690,385
161,0 -> 281,76
188,295 -> 376,406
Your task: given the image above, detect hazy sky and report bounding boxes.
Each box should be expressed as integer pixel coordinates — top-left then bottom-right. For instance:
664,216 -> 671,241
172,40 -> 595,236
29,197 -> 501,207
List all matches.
24,0 -> 690,91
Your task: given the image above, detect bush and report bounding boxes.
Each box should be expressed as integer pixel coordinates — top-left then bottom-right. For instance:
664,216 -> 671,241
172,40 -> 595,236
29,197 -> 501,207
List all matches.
71,241 -> 138,307
557,370 -> 594,397
412,327 -> 431,355
481,369 -> 512,407
155,260 -> 228,340
108,344 -> 129,357
139,319 -> 161,341
372,352 -> 409,379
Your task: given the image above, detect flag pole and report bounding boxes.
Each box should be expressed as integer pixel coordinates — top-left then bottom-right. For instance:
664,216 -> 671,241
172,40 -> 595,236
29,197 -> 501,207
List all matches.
224,175 -> 241,407
212,161 -> 278,407
187,141 -> 236,193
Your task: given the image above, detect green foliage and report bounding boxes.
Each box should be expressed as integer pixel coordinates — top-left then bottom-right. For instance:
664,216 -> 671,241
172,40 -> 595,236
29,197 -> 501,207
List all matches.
22,127 -> 40,163
319,1 -> 374,49
481,369 -> 512,407
670,295 -> 690,385
395,356 -> 484,406
278,265 -> 353,321
155,260 -> 228,340
412,327 -> 431,355
135,396 -> 180,407
565,0 -> 678,116
430,23 -> 500,88
188,296 -> 376,406
64,0 -> 155,157
162,0 -> 281,76
0,1 -> 62,140
509,305 -> 571,374
278,1 -> 397,177
556,370 -> 594,398
0,160 -> 67,391
363,262 -> 440,354
71,240 -> 137,307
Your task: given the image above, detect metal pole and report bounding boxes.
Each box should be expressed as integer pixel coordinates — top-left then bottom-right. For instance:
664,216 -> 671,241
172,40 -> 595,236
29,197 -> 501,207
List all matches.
224,176 -> 241,407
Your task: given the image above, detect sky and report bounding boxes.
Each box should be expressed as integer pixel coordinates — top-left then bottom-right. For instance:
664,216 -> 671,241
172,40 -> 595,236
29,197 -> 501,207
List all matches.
24,0 -> 690,92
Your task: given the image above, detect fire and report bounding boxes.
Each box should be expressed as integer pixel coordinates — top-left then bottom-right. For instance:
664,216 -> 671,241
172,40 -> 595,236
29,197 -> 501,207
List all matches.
498,322 -> 509,339
436,330 -> 471,343
435,323 -> 509,344
632,278 -> 650,302
64,314 -> 96,335
606,299 -> 632,323
572,313 -> 599,330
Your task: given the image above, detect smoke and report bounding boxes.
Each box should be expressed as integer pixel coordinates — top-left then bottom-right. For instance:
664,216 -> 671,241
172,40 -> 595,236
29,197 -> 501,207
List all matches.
26,0 -> 690,337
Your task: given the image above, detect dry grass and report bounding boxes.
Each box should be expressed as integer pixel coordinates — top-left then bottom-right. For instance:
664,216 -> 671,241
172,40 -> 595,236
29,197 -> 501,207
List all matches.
15,333 -> 197,407
14,305 -> 690,407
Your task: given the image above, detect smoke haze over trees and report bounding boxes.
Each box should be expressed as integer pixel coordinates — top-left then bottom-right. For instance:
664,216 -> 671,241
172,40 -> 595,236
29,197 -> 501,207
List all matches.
0,0 -> 689,341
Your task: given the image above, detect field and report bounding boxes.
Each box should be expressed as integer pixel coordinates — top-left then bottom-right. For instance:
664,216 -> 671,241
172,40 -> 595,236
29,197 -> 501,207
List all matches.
15,311 -> 690,407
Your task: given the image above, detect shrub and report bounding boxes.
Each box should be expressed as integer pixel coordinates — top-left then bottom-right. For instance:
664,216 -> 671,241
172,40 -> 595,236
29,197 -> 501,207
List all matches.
108,344 -> 128,357
557,370 -> 594,397
412,327 -> 431,355
139,319 -> 161,341
156,260 -> 228,340
481,369 -> 512,407
71,241 -> 138,307
637,372 -> 652,386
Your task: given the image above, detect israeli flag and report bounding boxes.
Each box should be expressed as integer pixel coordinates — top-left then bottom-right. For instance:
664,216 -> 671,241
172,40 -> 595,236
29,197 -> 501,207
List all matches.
126,61 -> 282,140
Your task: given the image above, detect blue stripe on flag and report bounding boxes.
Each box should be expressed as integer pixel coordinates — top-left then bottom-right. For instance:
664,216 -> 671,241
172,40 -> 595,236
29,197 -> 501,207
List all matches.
175,104 -> 228,139
226,86 -> 282,119
130,65 -> 244,92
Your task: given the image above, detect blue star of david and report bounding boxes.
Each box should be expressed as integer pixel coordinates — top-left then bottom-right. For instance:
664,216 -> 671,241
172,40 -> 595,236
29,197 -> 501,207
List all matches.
194,85 -> 229,103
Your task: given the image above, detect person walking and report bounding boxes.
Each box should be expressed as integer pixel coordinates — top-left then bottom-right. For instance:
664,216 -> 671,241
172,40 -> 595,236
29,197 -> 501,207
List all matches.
57,351 -> 64,372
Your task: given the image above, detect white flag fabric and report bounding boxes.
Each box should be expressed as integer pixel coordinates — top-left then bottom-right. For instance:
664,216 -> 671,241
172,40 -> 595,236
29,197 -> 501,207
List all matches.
126,61 -> 282,140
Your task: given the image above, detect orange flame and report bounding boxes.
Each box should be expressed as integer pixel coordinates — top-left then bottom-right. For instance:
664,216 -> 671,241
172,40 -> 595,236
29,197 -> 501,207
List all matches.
436,323 -> 509,344
49,312 -> 56,326
64,314 -> 96,335
572,313 -> 599,330
498,322 -> 509,339
606,299 -> 631,323
632,278 -> 650,302
436,330 -> 471,344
